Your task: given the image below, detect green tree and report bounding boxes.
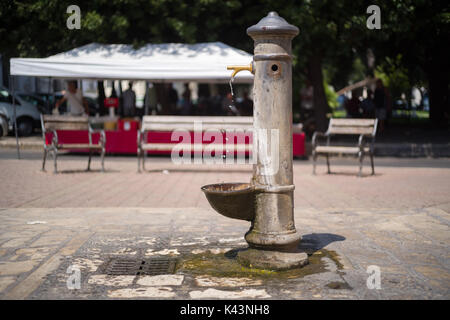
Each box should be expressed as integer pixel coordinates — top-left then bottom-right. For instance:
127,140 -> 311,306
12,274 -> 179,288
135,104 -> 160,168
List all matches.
365,0 -> 450,125
1,0 -> 447,126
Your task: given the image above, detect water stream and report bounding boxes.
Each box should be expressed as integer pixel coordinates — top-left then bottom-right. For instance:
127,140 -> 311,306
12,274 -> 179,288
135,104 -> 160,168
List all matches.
229,76 -> 235,98
227,77 -> 239,115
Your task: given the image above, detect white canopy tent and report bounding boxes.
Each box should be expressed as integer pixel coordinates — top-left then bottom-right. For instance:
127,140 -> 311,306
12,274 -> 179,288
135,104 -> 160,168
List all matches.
10,42 -> 253,83
9,42 -> 254,158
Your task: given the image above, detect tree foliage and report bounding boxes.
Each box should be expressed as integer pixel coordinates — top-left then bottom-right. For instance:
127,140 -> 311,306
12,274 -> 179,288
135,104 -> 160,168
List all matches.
1,0 -> 448,125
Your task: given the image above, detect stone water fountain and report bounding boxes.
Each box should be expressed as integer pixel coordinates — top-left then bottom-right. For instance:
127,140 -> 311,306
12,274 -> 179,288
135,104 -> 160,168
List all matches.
201,12 -> 308,270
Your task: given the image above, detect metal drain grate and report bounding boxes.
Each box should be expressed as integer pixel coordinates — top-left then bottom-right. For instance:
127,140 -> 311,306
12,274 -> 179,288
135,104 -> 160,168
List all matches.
103,258 -> 176,276
104,259 -> 139,275
138,258 -> 177,276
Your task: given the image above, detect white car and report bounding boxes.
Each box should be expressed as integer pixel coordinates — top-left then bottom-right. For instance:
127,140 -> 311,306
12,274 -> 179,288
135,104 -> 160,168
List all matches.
0,87 -> 41,136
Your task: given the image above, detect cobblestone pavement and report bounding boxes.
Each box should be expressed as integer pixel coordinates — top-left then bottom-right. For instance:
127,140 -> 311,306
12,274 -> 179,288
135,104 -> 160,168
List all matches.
0,150 -> 449,299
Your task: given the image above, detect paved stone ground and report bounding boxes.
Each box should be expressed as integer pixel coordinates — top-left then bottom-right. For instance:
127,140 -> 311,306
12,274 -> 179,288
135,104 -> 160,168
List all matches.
0,150 -> 449,299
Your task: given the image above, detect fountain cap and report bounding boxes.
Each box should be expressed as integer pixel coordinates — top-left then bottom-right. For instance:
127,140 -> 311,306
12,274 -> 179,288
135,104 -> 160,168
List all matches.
247,11 -> 299,38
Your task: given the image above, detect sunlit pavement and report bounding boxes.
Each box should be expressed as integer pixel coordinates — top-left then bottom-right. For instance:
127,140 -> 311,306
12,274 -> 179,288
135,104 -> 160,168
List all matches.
0,150 -> 449,299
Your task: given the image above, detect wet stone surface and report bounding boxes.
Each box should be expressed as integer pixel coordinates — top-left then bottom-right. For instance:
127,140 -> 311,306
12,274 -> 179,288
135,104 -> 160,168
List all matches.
0,206 -> 448,300
20,229 -> 432,300
28,232 -> 362,299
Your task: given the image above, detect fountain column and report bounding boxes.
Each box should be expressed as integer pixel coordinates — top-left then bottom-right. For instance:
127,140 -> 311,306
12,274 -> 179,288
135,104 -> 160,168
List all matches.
237,12 -> 308,270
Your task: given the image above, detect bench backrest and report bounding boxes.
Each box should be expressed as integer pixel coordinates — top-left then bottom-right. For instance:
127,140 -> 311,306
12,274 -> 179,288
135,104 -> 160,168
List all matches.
327,118 -> 377,136
41,115 -> 90,131
141,116 -> 253,131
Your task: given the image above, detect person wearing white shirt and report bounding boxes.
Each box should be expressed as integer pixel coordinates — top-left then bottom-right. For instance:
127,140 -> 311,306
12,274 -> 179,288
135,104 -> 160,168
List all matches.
55,81 -> 88,116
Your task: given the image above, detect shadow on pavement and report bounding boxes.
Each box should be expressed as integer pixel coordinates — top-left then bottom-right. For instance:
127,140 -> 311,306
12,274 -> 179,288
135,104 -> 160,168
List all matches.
221,233 -> 346,259
299,233 -> 346,253
42,168 -> 119,174
324,171 -> 383,178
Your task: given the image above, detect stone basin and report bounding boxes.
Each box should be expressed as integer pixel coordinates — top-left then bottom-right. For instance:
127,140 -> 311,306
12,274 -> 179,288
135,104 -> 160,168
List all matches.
201,183 -> 255,221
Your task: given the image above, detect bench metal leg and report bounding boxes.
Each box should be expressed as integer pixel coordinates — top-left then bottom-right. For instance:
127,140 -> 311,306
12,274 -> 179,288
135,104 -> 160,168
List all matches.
358,152 -> 364,177
87,149 -> 92,171
42,149 -> 47,171
370,153 -> 375,175
326,154 -> 331,174
312,151 -> 317,175
101,148 -> 105,173
137,148 -> 142,173
52,149 -> 58,174
143,149 -> 147,172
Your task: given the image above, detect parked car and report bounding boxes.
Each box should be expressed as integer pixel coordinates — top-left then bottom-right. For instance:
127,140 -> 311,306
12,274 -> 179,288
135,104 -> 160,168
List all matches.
0,87 -> 41,136
0,106 -> 8,137
17,93 -> 51,114
36,92 -> 67,114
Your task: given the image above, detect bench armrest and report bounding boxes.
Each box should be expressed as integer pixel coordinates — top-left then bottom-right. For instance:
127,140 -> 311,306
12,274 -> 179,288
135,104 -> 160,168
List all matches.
138,126 -> 151,144
50,130 -> 59,148
312,131 -> 329,148
89,127 -> 106,147
358,134 -> 375,152
137,130 -> 145,148
137,130 -> 141,149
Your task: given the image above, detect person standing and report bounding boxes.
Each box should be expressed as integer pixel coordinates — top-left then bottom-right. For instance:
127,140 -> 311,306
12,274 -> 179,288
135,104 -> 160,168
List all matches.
300,80 -> 314,111
55,80 -> 88,116
374,79 -> 386,132
180,83 -> 191,115
122,81 -> 136,117
360,89 -> 375,117
345,91 -> 361,118
239,91 -> 253,116
144,82 -> 157,115
167,83 -> 179,114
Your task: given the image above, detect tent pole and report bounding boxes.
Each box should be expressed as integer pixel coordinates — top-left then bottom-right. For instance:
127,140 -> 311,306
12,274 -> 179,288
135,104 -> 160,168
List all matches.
48,77 -> 52,114
11,75 -> 20,159
52,79 -> 56,114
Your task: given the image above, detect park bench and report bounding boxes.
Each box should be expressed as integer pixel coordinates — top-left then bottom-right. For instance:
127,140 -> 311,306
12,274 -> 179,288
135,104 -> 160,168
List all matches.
137,115 -> 255,172
312,118 -> 378,177
40,115 -> 106,173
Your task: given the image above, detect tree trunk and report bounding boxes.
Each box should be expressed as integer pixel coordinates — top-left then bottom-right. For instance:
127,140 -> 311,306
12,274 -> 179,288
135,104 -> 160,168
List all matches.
97,81 -> 106,115
308,54 -> 330,132
427,64 -> 449,127
422,39 -> 450,127
308,55 -> 330,132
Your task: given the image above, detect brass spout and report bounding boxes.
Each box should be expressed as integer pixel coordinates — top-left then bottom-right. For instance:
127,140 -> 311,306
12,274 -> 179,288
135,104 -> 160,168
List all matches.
227,62 -> 254,78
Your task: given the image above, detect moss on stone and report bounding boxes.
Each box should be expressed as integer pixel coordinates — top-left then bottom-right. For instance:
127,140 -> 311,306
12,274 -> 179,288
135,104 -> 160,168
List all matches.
176,248 -> 342,281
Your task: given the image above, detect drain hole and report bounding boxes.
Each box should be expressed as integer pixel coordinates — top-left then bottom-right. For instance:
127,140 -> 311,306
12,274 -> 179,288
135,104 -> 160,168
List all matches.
271,64 -> 278,72
103,258 -> 177,276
